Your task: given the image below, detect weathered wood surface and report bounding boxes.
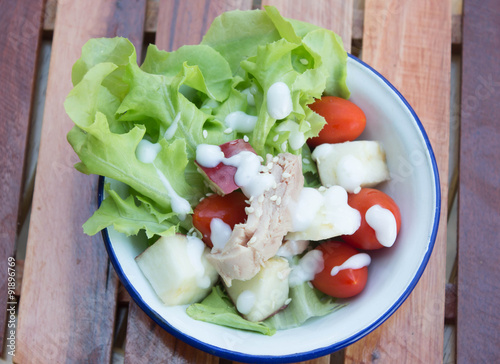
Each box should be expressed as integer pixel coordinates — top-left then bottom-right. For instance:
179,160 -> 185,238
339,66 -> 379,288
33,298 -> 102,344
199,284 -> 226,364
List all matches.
458,0 -> 500,362
14,0 -> 146,362
0,0 -> 44,353
345,0 -> 451,362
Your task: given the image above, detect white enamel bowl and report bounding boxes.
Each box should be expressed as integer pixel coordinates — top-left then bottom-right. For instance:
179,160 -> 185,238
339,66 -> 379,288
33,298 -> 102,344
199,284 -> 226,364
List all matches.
101,54 -> 440,363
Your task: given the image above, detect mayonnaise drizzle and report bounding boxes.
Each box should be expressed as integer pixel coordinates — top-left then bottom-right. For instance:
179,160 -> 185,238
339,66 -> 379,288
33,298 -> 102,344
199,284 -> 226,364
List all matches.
330,253 -> 371,276
225,111 -> 258,133
365,205 -> 398,247
288,250 -> 324,287
164,112 -> 181,140
186,235 -> 212,288
195,144 -> 274,198
210,218 -> 232,252
236,290 -> 256,315
267,82 -> 293,120
136,139 -> 191,220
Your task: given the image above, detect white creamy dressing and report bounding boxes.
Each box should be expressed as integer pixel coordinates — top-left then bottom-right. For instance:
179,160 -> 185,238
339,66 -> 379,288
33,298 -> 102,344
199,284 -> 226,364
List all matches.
365,205 -> 398,247
288,185 -> 361,237
135,139 -> 162,163
267,82 -> 293,120
241,88 -> 256,106
224,111 -> 258,133
336,154 -> 364,194
164,112 -> 181,140
136,139 -> 191,219
290,188 -> 324,232
277,240 -> 307,259
275,120 -> 306,150
330,253 -> 371,276
210,218 -> 232,251
186,235 -> 212,289
196,144 -> 225,168
236,290 -> 256,315
195,144 -> 274,198
288,250 -> 324,287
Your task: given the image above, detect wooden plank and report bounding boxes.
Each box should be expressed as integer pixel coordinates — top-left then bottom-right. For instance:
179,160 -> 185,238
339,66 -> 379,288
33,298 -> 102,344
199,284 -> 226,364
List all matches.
123,1 -> 251,362
262,0 -> 353,52
0,0 -> 44,353
43,0 -> 464,45
125,302 -> 220,364
345,0 -> 451,362
457,0 -> 500,362
15,0 -> 146,362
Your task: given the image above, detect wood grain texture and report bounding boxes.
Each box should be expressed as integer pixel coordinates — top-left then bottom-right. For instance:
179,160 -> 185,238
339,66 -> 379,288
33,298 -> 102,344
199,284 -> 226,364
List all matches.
263,0 -> 353,52
15,0 -> 146,362
0,0 -> 44,352
345,0 -> 451,362
125,302 -> 220,364
155,0 -> 253,52
458,0 -> 500,362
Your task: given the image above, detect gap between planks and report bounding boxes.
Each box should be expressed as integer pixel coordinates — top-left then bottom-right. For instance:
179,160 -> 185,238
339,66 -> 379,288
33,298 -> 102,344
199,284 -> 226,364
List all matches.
41,0 -> 463,44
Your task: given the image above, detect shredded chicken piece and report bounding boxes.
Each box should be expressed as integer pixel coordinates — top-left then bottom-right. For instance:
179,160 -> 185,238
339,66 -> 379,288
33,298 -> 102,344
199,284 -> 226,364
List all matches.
206,153 -> 303,286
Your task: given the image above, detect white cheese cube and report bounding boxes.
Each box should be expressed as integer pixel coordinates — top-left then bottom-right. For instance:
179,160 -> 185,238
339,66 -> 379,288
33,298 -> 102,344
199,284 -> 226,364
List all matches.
136,234 -> 219,306
311,141 -> 390,193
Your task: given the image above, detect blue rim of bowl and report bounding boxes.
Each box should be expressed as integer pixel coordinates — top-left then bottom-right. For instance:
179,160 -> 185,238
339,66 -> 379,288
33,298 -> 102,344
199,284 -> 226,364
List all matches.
99,53 -> 441,363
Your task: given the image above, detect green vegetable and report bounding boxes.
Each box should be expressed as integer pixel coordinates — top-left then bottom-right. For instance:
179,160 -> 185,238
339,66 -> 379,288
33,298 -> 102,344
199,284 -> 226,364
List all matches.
265,282 -> 346,330
186,286 -> 276,336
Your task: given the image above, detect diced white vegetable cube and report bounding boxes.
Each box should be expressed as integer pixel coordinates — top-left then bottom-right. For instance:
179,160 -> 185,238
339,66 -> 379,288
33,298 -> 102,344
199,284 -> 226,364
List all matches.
226,257 -> 291,322
135,234 -> 219,306
312,141 -> 390,193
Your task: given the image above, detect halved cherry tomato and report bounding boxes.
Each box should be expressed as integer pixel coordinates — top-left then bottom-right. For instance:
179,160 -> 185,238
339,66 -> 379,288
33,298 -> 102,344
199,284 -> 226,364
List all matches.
312,241 -> 368,298
307,96 -> 366,148
342,188 -> 401,250
192,191 -> 248,248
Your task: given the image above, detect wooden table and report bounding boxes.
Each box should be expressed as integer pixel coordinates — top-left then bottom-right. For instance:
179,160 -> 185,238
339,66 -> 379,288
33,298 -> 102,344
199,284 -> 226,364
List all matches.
1,0 -> 499,363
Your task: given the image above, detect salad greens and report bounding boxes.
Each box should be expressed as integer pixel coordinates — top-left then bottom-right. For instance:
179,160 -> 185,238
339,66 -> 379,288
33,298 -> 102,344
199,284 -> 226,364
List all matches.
65,6 -> 350,334
186,286 -> 276,336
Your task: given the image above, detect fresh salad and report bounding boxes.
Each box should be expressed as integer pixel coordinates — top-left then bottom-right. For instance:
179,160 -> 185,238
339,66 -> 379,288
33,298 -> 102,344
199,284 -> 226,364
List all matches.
65,6 -> 401,335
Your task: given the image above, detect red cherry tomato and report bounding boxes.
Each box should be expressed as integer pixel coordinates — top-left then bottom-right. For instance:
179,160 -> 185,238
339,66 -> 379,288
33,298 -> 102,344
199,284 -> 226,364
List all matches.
312,241 -> 368,298
307,96 -> 366,148
342,188 -> 402,250
192,191 -> 248,248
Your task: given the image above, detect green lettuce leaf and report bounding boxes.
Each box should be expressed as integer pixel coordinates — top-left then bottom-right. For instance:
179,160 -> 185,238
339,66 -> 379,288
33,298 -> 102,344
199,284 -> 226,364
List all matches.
83,184 -> 178,238
265,282 -> 345,330
186,286 -> 276,336
67,111 -> 201,212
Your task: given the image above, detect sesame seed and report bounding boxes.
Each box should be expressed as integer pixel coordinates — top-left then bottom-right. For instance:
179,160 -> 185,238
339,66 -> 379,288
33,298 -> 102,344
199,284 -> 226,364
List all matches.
282,172 -> 291,179
224,128 -> 233,134
319,186 -> 327,192
276,197 -> 282,206
199,196 -> 205,202
267,162 -> 273,169
258,195 -> 264,203
270,195 -> 278,201
203,129 -> 208,139
244,135 -> 249,142
255,209 -> 262,217
273,156 -> 279,163
249,196 -> 254,202
249,236 -> 257,245
273,135 -> 279,142
266,153 -> 273,161
206,192 -> 214,197
245,207 -> 255,214
285,298 -> 292,305
303,158 -> 310,164
300,58 -> 309,65
258,156 -> 264,163
272,181 -> 277,189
